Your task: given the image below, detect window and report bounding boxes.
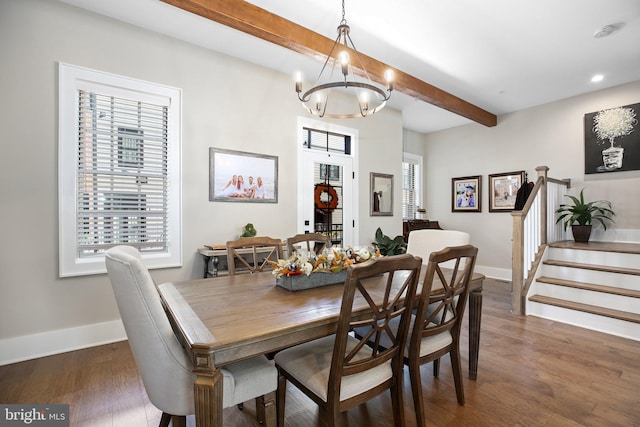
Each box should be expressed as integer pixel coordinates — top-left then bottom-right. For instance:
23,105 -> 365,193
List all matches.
59,63 -> 182,277
303,127 -> 351,154
402,153 -> 422,219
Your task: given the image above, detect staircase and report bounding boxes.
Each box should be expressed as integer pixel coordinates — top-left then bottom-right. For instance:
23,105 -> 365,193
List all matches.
526,241 -> 640,341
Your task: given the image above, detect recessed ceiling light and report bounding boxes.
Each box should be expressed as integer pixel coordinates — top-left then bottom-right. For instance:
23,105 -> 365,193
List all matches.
591,74 -> 604,83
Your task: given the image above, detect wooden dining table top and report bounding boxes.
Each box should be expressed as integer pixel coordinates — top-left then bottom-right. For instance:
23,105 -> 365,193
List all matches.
158,267 -> 484,368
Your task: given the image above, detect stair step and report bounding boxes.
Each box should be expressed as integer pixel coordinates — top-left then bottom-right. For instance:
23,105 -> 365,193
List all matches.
528,294 -> 640,324
536,277 -> 640,299
543,259 -> 640,276
548,240 -> 640,255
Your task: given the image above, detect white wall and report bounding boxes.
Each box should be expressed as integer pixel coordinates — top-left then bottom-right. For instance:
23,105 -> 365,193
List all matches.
424,80 -> 640,277
0,0 -> 403,363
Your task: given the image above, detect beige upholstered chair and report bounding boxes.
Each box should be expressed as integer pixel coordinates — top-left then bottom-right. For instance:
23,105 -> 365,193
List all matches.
286,232 -> 332,256
406,229 -> 470,268
274,254 -> 423,427
406,245 -> 478,426
225,236 -> 283,275
105,246 -> 278,427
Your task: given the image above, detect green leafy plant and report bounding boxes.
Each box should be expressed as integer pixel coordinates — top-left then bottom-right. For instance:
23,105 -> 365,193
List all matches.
240,223 -> 257,237
372,227 -> 407,256
555,189 -> 615,231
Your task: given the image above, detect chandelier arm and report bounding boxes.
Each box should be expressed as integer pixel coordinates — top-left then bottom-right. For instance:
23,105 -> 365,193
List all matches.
344,32 -> 374,83
315,33 -> 344,83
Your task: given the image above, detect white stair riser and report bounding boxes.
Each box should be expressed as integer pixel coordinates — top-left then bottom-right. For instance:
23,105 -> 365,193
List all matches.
541,265 -> 640,289
526,301 -> 640,341
534,282 -> 640,313
547,248 -> 640,268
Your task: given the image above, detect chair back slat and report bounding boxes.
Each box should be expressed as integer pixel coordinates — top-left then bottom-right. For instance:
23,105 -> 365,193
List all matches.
329,254 -> 422,385
286,233 -> 332,256
413,245 -> 478,343
226,236 -> 283,275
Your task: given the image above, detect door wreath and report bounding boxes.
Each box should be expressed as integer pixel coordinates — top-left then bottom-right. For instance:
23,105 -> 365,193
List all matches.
314,184 -> 339,212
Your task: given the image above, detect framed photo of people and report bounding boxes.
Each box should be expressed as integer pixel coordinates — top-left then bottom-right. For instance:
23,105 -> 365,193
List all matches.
451,175 -> 481,212
488,171 -> 525,212
209,147 -> 278,203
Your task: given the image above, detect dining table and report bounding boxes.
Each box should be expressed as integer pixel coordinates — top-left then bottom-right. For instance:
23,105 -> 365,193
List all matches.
158,266 -> 484,427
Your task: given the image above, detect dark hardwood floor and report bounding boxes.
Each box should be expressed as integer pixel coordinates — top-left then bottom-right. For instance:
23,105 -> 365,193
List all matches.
1,278 -> 639,426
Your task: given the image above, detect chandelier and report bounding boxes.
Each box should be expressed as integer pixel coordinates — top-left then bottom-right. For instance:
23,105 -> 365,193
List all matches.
295,0 -> 394,118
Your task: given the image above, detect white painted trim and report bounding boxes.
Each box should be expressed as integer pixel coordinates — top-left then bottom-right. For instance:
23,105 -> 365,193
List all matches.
475,265 -> 511,281
0,320 -> 126,366
58,62 -> 183,277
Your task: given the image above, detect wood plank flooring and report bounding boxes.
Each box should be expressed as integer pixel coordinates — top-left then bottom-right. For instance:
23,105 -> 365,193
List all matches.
1,278 -> 639,426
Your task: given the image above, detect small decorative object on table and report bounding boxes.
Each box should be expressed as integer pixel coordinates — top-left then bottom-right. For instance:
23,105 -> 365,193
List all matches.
241,223 -> 257,237
271,247 -> 379,291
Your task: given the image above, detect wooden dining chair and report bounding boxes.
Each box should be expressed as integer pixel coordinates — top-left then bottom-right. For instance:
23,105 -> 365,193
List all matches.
105,246 -> 278,427
286,232 -> 332,256
352,245 -> 477,426
407,245 -> 478,426
274,254 -> 423,427
226,236 -> 283,275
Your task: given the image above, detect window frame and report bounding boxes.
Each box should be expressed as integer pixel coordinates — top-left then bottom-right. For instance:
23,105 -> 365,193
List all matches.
402,152 -> 423,220
58,63 -> 182,277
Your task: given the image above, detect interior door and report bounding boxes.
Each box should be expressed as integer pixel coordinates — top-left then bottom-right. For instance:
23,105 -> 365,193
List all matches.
299,151 -> 354,248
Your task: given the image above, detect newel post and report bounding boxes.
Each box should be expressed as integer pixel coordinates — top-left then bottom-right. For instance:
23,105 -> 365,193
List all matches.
511,210 -> 525,315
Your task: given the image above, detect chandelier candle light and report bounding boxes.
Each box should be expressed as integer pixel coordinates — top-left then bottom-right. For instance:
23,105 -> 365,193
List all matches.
295,0 -> 394,118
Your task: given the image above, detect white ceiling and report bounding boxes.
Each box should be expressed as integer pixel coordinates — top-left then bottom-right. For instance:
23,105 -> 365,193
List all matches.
59,0 -> 640,133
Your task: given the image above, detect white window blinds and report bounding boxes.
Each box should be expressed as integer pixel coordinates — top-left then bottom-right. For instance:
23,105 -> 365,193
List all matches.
402,153 -> 422,220
402,162 -> 417,219
59,63 -> 182,277
76,91 -> 169,256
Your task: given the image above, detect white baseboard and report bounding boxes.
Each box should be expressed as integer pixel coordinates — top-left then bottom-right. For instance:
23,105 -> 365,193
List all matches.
475,265 -> 511,282
0,320 -> 126,366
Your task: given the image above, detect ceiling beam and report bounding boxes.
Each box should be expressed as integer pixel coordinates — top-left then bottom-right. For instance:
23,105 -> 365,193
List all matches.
161,0 -> 497,127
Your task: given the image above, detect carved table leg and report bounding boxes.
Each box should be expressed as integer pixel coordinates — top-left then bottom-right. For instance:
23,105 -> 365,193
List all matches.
468,287 -> 483,380
194,368 -> 223,427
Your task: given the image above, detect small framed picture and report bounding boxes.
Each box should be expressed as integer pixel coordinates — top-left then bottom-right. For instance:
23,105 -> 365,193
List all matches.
488,171 -> 525,212
452,176 -> 481,212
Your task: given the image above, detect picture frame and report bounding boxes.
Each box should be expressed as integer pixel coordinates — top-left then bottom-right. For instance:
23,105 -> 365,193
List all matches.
584,102 -> 640,174
209,147 -> 278,203
488,171 -> 525,212
451,176 -> 481,212
370,172 -> 393,216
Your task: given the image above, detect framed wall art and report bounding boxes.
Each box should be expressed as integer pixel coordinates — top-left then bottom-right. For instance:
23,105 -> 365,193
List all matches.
584,102 -> 640,174
370,172 -> 393,216
451,175 -> 481,212
488,171 -> 525,212
209,147 -> 278,203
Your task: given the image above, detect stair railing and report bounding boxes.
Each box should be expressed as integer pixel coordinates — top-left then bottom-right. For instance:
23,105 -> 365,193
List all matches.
511,166 -> 570,314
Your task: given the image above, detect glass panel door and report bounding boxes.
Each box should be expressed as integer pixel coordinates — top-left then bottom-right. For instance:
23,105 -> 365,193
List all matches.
300,152 -> 353,247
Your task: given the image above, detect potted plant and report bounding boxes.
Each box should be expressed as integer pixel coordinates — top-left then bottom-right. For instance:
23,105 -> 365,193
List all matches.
372,227 -> 407,255
555,189 -> 615,243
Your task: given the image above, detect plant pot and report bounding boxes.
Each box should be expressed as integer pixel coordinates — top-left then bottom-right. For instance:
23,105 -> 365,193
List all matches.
571,225 -> 592,243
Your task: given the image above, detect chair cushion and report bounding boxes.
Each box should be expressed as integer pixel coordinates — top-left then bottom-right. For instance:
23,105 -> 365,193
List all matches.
274,335 -> 392,402
224,356 -> 277,406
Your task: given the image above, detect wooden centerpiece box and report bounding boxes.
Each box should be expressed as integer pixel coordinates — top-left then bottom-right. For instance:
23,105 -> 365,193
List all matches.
276,270 -> 348,291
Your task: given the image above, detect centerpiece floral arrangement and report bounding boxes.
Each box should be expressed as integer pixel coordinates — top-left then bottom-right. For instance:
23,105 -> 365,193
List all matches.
270,247 -> 379,278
